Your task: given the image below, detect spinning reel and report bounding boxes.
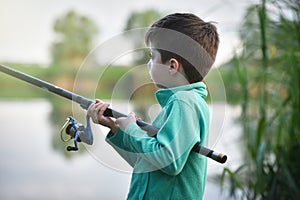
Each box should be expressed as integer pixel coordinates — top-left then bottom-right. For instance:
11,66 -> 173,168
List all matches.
60,115 -> 93,151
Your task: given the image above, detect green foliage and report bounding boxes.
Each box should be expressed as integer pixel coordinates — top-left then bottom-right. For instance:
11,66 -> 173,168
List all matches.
95,66 -> 134,99
125,9 -> 161,30
51,10 -> 98,69
124,9 -> 162,65
220,0 -> 300,199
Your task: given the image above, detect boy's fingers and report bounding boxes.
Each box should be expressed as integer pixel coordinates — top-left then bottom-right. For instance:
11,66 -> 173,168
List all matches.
125,112 -> 137,123
98,103 -> 110,116
88,102 -> 95,110
94,102 -> 109,112
88,101 -> 109,123
128,112 -> 137,120
87,103 -> 95,116
128,112 -> 135,117
94,102 -> 104,112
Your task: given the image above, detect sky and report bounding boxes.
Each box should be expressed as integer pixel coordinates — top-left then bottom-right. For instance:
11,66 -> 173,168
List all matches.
0,0 -> 259,66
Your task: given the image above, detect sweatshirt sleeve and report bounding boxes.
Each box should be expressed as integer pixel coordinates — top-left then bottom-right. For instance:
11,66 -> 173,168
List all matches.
105,128 -> 138,167
122,99 -> 201,175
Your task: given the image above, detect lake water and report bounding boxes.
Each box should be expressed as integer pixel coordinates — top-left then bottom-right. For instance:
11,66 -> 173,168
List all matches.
0,100 -> 242,199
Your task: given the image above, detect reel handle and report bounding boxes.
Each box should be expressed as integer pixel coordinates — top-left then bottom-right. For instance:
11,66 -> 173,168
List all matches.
67,146 -> 79,151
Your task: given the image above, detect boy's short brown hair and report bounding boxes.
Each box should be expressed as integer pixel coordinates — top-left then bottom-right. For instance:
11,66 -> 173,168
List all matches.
145,13 -> 219,83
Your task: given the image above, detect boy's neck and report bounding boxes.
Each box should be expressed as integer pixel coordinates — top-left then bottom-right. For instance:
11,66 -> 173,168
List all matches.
168,70 -> 190,88
159,78 -> 190,89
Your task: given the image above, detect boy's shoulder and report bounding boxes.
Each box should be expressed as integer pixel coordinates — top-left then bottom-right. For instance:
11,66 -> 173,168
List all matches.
168,89 -> 204,107
173,83 -> 207,100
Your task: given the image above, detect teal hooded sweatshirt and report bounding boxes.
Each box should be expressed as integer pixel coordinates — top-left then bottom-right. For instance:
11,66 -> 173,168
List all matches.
106,82 -> 209,200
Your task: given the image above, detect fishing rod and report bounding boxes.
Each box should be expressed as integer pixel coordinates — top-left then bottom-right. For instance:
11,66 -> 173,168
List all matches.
0,64 -> 227,164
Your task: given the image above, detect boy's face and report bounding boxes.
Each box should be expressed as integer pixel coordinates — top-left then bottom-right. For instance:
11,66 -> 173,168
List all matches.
147,47 -> 189,89
148,48 -> 171,88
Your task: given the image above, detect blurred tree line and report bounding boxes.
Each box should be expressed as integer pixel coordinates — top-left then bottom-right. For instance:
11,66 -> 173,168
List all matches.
0,9 -> 162,156
220,0 -> 300,199
51,10 -> 98,69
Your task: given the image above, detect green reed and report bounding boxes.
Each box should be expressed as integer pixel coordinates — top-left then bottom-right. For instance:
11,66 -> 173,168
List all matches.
221,0 -> 300,199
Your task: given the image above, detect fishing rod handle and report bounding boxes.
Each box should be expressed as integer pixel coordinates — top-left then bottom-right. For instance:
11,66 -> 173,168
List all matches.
192,144 -> 227,164
103,107 -> 227,164
103,108 -> 159,136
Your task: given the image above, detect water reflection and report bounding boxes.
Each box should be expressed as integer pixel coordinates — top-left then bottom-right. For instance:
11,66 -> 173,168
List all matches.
0,100 -> 241,199
0,100 -> 131,200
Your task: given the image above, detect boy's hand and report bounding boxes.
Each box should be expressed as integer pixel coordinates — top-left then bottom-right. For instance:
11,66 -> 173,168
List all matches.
87,99 -> 118,133
115,112 -> 137,131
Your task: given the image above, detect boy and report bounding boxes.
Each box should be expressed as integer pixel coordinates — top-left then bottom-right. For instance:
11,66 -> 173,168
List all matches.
88,13 -> 219,199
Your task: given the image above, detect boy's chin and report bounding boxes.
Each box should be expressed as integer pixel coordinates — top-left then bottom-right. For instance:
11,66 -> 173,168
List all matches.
151,79 -> 167,89
154,83 -> 167,89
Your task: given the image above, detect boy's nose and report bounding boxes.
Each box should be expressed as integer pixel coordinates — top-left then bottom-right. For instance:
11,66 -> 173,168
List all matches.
147,60 -> 152,68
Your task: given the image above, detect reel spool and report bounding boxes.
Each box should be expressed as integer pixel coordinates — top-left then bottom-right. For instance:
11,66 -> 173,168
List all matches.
60,116 -> 93,151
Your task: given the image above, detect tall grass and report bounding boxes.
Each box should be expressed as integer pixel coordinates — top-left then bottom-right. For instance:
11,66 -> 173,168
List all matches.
221,0 -> 300,199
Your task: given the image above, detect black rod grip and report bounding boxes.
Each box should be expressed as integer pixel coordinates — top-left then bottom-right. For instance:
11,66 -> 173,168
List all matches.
103,108 -> 227,163
103,108 -> 159,136
192,144 -> 227,164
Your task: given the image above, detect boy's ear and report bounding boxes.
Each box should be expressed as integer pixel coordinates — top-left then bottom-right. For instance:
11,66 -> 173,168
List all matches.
169,58 -> 181,75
